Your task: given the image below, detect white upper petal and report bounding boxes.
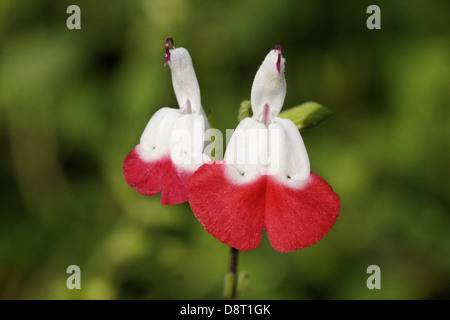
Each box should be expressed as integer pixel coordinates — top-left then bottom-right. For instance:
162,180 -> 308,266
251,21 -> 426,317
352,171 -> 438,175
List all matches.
224,46 -> 310,187
167,47 -> 202,114
251,48 -> 286,124
135,44 -> 209,171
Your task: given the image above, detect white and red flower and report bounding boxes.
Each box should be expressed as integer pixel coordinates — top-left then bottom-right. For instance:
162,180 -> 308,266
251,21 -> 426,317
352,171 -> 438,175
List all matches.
188,45 -> 340,252
123,38 -> 210,205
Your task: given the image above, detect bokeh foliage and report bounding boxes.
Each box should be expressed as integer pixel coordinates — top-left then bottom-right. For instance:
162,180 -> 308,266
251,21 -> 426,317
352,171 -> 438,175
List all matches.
0,0 -> 449,299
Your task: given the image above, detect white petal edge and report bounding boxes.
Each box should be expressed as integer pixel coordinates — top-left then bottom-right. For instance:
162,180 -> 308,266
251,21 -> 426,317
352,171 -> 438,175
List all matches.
224,117 -> 270,184
269,117 -> 311,188
170,113 -> 211,172
223,116 -> 311,187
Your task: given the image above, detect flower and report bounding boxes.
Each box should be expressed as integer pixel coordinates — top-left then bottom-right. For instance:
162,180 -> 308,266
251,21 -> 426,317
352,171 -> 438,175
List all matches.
123,38 -> 210,205
188,45 -> 340,252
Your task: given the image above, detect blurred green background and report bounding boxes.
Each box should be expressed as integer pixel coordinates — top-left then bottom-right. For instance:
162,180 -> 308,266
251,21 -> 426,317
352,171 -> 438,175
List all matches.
1,0 -> 449,300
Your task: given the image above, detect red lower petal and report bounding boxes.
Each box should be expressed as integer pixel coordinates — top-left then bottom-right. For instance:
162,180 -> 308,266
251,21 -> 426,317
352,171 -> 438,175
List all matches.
160,163 -> 191,206
188,162 -> 266,251
123,146 -> 191,205
123,147 -> 164,196
265,172 -> 340,252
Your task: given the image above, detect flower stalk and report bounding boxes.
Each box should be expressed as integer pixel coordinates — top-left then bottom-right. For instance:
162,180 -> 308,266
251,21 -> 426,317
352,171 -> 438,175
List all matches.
229,247 -> 239,299
223,247 -> 241,300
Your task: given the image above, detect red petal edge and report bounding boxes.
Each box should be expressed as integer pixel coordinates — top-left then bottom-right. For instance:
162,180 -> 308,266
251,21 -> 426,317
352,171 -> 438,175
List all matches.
188,161 -> 266,251
265,172 -> 340,252
123,146 -> 191,205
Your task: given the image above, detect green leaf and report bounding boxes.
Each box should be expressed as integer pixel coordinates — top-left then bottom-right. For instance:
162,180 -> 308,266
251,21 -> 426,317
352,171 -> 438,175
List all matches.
238,99 -> 252,122
278,101 -> 334,131
206,108 -> 217,129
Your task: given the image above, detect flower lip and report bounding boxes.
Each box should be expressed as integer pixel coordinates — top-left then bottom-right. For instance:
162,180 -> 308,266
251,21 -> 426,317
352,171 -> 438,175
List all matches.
164,38 -> 175,67
275,44 -> 282,75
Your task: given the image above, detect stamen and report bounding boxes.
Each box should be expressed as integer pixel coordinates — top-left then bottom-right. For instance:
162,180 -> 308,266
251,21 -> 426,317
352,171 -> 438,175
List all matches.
186,99 -> 192,114
164,38 -> 175,67
274,44 -> 282,74
263,104 -> 270,126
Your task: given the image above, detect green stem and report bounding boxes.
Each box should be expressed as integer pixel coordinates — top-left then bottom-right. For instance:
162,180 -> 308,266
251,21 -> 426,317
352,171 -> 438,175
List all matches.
228,247 -> 239,300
